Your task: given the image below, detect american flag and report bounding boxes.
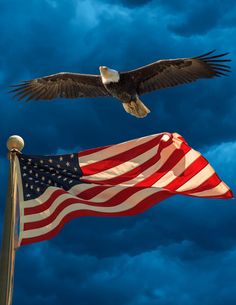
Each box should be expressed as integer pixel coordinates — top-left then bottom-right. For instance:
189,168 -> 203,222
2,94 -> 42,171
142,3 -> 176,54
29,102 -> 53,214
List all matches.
16,132 -> 233,246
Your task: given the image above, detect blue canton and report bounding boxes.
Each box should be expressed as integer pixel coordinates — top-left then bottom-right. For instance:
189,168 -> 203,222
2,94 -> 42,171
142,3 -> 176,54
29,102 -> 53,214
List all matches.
18,153 -> 83,200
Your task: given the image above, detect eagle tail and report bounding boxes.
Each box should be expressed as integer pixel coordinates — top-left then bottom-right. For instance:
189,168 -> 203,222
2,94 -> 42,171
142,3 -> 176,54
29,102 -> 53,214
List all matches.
122,97 -> 150,118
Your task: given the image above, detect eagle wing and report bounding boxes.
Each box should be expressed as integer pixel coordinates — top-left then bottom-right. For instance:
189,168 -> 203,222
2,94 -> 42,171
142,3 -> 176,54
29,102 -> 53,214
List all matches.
10,72 -> 110,101
121,50 -> 231,95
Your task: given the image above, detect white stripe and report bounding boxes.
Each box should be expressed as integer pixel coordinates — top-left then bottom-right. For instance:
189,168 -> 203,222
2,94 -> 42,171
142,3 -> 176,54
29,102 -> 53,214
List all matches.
83,144 -> 161,181
152,149 -> 200,188
176,164 -> 214,192
190,181 -> 229,197
20,188 -> 163,239
79,133 -> 161,167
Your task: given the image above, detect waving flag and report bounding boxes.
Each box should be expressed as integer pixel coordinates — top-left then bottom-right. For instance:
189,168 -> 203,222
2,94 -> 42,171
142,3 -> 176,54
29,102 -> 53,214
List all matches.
16,132 -> 233,246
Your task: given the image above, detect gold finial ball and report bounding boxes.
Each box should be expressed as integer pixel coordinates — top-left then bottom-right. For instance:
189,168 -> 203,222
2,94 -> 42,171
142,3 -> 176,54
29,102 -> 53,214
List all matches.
7,135 -> 24,152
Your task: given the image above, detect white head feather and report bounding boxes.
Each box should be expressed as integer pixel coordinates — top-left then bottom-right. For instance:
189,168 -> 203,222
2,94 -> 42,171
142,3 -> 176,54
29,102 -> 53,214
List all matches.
99,66 -> 120,84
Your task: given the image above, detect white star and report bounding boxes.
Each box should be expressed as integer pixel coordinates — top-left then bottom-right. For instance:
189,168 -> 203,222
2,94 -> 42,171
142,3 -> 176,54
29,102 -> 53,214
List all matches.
35,173 -> 38,177
23,173 -> 27,177
70,154 -> 74,158
66,162 -> 70,167
23,166 -> 27,170
25,183 -> 28,188
30,185 -> 34,189
37,187 -> 40,192
26,194 -> 31,198
69,180 -> 73,184
42,176 -> 45,181
74,167 -> 78,171
49,159 -> 53,163
59,156 -> 63,161
63,177 -> 67,181
29,177 -> 33,180
57,164 -> 61,168
40,160 -> 44,164
29,170 -> 33,174
48,179 -> 52,184
58,176 -> 62,179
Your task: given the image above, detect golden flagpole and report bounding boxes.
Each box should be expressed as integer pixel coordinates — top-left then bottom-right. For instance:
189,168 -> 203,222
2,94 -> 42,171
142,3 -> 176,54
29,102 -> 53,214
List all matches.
0,136 -> 24,305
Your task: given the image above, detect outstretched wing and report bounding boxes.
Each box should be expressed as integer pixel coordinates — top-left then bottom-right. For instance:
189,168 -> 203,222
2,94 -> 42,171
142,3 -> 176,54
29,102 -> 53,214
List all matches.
10,72 -> 110,101
121,50 -> 231,95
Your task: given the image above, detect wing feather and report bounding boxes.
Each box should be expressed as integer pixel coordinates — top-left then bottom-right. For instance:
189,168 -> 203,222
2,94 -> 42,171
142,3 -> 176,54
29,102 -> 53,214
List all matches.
121,51 -> 231,95
10,72 -> 110,101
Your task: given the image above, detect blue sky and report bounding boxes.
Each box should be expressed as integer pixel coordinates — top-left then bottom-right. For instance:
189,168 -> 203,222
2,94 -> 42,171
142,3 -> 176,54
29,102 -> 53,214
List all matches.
0,0 -> 236,304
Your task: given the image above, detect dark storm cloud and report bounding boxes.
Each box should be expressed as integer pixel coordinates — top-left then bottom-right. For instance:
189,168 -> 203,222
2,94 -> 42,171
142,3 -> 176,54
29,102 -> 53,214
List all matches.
0,0 -> 235,158
168,0 -> 236,36
0,1 -> 236,305
105,0 -> 152,7
14,237 -> 236,305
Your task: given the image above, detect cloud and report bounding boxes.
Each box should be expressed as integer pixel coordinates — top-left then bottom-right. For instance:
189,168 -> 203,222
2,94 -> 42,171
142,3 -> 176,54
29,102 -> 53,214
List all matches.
0,0 -> 235,159
168,1 -> 236,37
14,239 -> 236,305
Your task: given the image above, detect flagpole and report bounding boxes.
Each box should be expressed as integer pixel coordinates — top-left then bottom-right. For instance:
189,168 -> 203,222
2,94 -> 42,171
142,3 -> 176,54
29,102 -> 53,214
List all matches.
0,136 -> 24,305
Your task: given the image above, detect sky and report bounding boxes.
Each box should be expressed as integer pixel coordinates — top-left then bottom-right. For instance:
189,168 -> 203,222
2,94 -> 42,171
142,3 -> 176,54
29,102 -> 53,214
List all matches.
0,0 -> 236,304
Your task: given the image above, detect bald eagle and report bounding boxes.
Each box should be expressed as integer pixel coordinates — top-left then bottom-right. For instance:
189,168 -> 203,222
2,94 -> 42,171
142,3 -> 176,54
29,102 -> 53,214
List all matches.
10,50 -> 230,118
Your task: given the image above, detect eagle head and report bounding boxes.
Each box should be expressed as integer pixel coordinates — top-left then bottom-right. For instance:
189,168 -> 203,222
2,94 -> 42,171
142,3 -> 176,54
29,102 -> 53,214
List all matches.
99,66 -> 120,84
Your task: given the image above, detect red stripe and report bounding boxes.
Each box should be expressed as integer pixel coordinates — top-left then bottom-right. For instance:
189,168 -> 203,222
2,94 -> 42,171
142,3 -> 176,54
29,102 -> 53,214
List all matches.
221,189 -> 234,199
176,135 -> 187,143
23,186 -> 157,230
80,135 -> 163,176
20,191 -> 172,246
76,185 -> 112,200
24,189 -> 67,215
81,142 -> 173,185
164,155 -> 209,192
135,142 -> 191,187
182,173 -> 224,194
